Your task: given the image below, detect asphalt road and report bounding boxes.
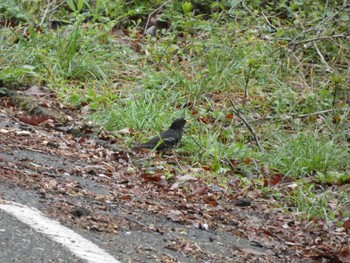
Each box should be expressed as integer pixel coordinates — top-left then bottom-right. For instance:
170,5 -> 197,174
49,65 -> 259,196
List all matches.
0,209 -> 83,263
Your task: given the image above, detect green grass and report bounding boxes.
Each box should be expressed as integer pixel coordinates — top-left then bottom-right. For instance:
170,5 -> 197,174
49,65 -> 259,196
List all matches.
265,132 -> 349,178
287,185 -> 336,222
1,0 -> 350,222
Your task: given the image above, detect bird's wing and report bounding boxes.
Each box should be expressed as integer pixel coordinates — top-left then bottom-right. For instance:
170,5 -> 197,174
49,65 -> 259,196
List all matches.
160,130 -> 179,141
132,128 -> 181,150
131,135 -> 161,149
162,136 -> 177,143
146,134 -> 162,144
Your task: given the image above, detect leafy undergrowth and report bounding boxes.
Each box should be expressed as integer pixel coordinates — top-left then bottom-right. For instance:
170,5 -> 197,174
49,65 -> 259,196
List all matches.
1,0 -> 350,238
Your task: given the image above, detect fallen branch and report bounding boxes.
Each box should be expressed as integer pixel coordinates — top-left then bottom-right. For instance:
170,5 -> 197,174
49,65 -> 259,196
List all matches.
313,42 -> 333,73
228,98 -> 263,152
296,109 -> 348,118
261,11 -> 277,32
252,108 -> 349,122
290,33 -> 350,46
144,2 -> 168,35
40,0 -> 58,26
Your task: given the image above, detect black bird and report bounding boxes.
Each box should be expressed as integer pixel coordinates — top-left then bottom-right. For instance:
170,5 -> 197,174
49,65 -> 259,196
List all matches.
132,118 -> 186,151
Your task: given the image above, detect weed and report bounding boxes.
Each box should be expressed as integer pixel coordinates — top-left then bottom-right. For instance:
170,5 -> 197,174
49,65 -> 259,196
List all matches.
264,133 -> 348,178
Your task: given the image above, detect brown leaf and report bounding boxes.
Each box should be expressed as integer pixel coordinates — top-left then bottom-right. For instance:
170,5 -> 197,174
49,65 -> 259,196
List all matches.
244,157 -> 253,164
226,113 -> 234,120
343,219 -> 350,230
141,172 -> 162,182
119,194 -> 132,201
188,186 -> 207,198
78,137 -> 86,143
198,116 -> 215,124
333,115 -> 341,124
204,195 -> 218,206
18,115 -> 50,126
202,165 -> 211,171
337,245 -> 350,263
264,173 -> 293,186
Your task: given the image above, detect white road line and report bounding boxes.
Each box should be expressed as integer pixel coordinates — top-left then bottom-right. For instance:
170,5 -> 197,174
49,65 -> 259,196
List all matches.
0,200 -> 120,263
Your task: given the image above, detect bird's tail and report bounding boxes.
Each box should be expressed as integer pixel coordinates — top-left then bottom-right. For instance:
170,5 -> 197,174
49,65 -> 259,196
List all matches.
131,143 -> 152,149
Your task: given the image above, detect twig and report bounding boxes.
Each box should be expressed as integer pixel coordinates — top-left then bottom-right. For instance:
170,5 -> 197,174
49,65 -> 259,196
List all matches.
323,0 -> 329,19
313,42 -> 333,73
296,109 -> 344,118
243,64 -> 252,106
223,157 -> 236,170
332,82 -> 340,108
228,98 -> 263,152
50,0 -> 66,12
251,158 -> 260,176
173,151 -> 185,170
144,2 -> 168,34
40,0 -> 58,27
290,33 -> 349,46
241,0 -> 253,16
191,136 -> 205,151
290,3 -> 350,45
261,11 -> 277,32
251,108 -> 348,122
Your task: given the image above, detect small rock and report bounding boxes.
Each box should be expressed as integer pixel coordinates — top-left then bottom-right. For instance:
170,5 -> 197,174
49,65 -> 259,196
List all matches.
200,223 -> 209,231
72,206 -> 90,217
46,141 -> 59,148
234,198 -> 251,207
194,222 -> 209,231
144,25 -> 157,36
16,130 -> 31,136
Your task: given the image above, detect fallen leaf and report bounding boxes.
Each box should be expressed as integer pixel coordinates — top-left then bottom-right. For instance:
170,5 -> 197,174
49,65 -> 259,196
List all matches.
239,248 -> 267,256
188,186 -> 207,197
337,244 -> 350,263
204,195 -> 218,207
18,115 -> 50,126
343,219 -> 350,230
264,173 -> 293,186
333,115 -> 341,124
117,127 -> 133,135
141,172 -> 162,182
178,174 -> 197,182
226,113 -> 234,119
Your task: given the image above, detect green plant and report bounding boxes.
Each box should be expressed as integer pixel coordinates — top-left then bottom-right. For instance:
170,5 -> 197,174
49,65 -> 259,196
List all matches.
0,0 -> 27,21
286,185 -> 335,221
265,133 -> 348,178
0,65 -> 37,87
65,0 -> 91,13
